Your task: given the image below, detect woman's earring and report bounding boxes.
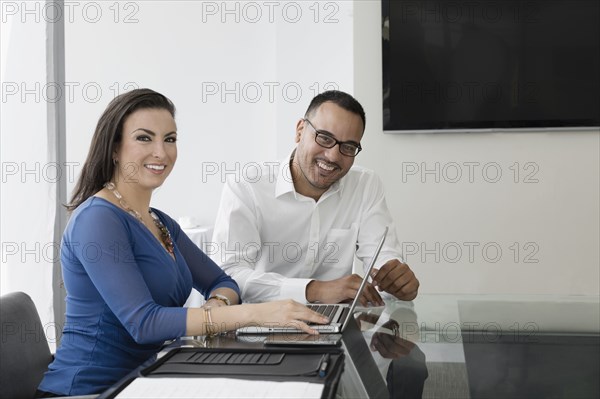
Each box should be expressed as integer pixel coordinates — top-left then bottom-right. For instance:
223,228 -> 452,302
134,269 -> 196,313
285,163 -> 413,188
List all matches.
113,158 -> 117,166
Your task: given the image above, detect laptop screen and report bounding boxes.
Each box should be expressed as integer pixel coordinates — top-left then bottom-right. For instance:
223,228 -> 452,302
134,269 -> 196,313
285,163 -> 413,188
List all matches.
341,226 -> 388,331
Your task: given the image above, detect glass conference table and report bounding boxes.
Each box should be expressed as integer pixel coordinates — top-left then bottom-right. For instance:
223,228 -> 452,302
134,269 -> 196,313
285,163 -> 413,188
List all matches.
100,294 -> 600,398
343,294 -> 600,399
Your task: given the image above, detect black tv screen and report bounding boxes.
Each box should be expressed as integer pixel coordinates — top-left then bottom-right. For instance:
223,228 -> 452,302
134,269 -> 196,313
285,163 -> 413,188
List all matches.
382,0 -> 600,132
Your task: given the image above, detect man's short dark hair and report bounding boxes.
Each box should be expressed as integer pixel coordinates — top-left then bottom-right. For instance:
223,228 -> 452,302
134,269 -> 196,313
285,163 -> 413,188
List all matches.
304,90 -> 366,132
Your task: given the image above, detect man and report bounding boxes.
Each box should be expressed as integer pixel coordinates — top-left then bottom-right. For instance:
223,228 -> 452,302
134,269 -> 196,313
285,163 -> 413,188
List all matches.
211,91 -> 419,305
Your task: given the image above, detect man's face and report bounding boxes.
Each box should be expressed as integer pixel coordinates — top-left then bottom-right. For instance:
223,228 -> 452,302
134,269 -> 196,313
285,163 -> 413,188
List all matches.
291,101 -> 364,200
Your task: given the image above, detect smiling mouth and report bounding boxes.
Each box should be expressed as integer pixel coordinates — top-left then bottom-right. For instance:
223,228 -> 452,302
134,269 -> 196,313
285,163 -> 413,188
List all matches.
145,164 -> 166,172
316,160 -> 337,172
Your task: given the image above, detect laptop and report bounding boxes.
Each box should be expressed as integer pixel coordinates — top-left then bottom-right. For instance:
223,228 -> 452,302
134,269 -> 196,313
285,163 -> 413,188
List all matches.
237,227 -> 388,335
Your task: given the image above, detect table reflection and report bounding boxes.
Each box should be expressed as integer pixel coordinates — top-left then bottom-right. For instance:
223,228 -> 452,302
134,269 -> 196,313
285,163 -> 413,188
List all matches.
357,303 -> 429,398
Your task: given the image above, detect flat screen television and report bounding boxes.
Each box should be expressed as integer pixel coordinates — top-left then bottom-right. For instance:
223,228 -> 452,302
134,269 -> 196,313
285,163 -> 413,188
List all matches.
382,0 -> 600,133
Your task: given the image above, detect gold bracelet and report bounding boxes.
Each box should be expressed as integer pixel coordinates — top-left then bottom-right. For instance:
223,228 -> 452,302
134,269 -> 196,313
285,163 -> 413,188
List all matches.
204,307 -> 216,337
207,294 -> 230,306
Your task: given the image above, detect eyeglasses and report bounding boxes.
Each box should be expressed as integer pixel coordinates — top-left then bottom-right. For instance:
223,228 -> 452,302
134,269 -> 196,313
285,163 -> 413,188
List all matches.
303,118 -> 362,157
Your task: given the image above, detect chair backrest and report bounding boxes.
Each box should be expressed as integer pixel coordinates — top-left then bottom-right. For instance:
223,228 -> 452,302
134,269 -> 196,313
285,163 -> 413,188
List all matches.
0,291 -> 53,399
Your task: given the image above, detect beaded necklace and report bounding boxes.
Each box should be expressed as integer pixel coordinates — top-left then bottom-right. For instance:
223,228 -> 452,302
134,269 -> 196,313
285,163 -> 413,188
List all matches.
104,182 -> 175,256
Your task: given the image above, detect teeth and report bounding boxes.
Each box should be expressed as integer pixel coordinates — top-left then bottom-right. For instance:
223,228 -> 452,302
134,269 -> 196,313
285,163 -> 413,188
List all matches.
146,164 -> 165,171
317,161 -> 335,171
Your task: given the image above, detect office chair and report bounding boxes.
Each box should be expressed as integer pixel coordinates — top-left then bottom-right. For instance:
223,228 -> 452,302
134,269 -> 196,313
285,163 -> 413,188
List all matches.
0,292 -> 98,399
0,291 -> 53,399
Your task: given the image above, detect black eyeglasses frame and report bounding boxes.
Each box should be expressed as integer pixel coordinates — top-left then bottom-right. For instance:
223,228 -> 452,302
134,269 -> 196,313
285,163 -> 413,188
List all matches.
303,118 -> 362,157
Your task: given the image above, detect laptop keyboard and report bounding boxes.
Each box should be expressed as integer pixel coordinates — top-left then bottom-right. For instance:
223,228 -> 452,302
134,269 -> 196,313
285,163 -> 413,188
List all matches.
306,304 -> 349,326
307,304 -> 338,319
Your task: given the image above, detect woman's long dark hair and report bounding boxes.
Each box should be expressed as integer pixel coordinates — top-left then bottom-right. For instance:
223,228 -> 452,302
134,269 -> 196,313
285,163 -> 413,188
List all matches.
67,89 -> 176,211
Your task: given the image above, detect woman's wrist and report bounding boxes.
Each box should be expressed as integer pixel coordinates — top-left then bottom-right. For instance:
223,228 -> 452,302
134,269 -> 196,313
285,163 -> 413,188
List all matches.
207,293 -> 231,306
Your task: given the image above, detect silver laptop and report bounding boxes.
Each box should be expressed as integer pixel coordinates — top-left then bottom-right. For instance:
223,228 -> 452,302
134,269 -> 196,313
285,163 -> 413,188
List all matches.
237,227 -> 388,334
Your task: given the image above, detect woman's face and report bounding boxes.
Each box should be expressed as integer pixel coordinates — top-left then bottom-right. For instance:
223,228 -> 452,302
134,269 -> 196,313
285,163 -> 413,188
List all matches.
113,108 -> 177,190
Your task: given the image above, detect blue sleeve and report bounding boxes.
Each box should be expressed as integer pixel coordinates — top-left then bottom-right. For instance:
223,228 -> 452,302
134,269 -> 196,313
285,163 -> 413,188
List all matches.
156,211 -> 241,300
66,205 -> 188,344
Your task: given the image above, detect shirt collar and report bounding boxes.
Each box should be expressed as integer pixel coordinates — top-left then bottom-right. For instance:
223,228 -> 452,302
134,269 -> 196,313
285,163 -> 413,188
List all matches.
275,149 -> 344,200
275,150 -> 296,198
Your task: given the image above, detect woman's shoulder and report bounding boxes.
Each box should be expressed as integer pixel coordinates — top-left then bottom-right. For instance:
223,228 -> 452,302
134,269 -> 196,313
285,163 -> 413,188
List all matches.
61,197 -> 143,261
71,196 -> 123,218
67,197 -> 132,233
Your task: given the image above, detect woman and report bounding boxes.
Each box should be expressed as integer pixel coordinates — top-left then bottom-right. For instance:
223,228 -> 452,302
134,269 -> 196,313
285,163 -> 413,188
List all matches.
36,89 -> 328,397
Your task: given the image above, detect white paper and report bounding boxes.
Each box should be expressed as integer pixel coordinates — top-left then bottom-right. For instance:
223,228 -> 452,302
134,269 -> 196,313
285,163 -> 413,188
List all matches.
115,377 -> 324,399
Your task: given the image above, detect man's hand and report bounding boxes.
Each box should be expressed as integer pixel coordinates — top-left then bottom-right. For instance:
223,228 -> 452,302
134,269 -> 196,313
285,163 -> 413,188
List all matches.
371,259 -> 419,300
306,275 -> 385,306
370,321 -> 416,359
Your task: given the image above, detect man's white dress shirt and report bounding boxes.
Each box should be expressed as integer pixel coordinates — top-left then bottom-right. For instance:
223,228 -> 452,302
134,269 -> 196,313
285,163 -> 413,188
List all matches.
210,153 -> 403,303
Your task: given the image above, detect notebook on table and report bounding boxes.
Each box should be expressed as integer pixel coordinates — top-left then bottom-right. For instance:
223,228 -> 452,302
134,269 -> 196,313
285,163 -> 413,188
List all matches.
237,227 -> 388,334
100,346 -> 345,399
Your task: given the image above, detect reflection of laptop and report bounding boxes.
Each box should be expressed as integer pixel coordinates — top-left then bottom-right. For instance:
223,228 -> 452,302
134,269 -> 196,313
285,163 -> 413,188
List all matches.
237,227 -> 388,334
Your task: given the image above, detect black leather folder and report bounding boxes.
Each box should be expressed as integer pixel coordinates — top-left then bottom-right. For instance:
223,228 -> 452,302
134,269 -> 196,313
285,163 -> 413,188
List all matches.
102,346 -> 344,399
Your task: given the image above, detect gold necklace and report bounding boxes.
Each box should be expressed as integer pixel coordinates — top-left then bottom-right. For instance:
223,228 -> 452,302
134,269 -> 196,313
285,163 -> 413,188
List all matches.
104,182 -> 175,256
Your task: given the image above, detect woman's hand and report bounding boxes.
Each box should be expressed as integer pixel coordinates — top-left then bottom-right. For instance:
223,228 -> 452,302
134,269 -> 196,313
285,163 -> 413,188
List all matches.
249,299 -> 330,335
186,299 -> 329,336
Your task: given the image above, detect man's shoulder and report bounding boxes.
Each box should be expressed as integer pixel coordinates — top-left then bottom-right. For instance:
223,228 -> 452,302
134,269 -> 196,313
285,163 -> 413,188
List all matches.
337,166 -> 386,200
224,160 -> 284,184
223,160 -> 291,201
345,165 -> 381,184
348,164 -> 376,175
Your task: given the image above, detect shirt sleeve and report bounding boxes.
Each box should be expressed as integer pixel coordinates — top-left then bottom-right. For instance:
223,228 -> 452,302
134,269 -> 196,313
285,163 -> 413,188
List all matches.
355,172 -> 405,271
66,205 -> 187,345
211,176 -> 308,303
162,213 -> 241,299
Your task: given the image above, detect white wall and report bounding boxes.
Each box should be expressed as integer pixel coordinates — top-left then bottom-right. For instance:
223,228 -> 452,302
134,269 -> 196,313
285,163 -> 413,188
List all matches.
65,1 -> 276,226
353,1 -> 599,295
64,1 -> 354,227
